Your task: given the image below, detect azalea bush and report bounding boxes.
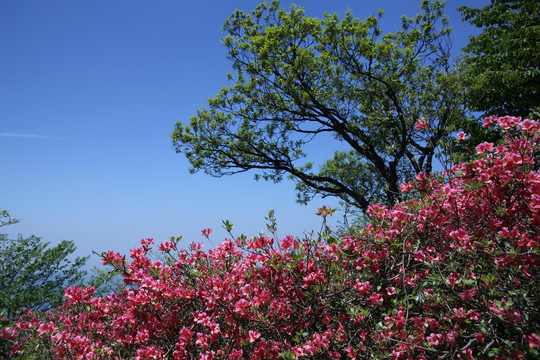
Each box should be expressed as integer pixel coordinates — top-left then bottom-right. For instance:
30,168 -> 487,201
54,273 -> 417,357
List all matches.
2,115 -> 539,359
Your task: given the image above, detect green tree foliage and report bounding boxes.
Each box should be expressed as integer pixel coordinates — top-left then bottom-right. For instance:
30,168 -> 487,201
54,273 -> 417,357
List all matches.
0,210 -> 18,228
0,211 -> 89,319
458,0 -> 540,118
172,0 -> 469,212
86,264 -> 125,297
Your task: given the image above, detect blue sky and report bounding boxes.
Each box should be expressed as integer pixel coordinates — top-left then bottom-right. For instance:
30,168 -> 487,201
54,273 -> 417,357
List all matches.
1,0 -> 487,266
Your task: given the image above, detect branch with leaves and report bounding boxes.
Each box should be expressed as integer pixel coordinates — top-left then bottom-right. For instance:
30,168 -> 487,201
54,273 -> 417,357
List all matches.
172,0 -> 470,213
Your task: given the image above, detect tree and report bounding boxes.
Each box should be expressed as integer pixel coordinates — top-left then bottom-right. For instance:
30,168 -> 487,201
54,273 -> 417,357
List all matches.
172,0 -> 469,213
0,213 -> 89,319
458,0 -> 540,118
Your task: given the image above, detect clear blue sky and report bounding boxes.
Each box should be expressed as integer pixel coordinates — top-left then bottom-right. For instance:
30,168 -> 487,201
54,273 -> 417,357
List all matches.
1,0 -> 487,267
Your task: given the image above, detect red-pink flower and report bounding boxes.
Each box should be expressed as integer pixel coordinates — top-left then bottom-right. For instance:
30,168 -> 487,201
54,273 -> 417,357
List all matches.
354,280 -> 371,296
248,330 -> 260,343
460,288 -> 476,301
345,345 -> 357,358
201,228 -> 213,237
458,348 -> 474,360
520,119 -> 539,132
524,333 -> 540,349
446,272 -> 461,287
37,322 -> 56,336
158,239 -> 176,253
140,238 -> 153,246
467,310 -> 480,321
368,292 -> 383,306
415,117 -> 429,130
316,205 -> 335,217
475,333 -> 485,343
196,333 -> 209,349
427,333 -> 444,346
233,299 -> 251,314
483,116 -> 494,127
476,141 -> 494,154
400,181 -> 413,193
415,172 -> 428,181
280,235 -> 295,250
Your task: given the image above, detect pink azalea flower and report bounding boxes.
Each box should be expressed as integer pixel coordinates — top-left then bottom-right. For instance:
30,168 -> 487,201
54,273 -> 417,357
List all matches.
368,292 -> 383,306
400,181 -> 413,193
415,117 -> 429,130
458,348 -> 474,360
483,116 -> 494,127
524,333 -> 540,349
476,141 -> 494,154
475,333 -> 485,343
519,119 -> 540,132
201,228 -> 213,237
248,330 -> 260,343
316,205 -> 335,217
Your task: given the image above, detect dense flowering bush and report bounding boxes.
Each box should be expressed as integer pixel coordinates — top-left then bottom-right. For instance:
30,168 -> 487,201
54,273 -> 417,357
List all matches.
2,116 -> 539,359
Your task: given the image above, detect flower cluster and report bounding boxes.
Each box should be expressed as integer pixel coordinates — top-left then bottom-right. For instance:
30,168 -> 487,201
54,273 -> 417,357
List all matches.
2,116 -> 539,359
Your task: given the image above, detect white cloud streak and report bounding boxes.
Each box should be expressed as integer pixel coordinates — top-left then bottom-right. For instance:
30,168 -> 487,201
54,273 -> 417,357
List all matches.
0,132 -> 57,140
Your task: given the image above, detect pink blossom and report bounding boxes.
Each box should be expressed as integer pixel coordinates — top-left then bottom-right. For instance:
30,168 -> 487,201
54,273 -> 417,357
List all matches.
446,272 -> 461,287
368,292 -> 383,306
524,333 -> 540,349
475,333 -> 485,343
196,332 -> 209,349
483,116 -> 494,127
458,348 -> 474,360
316,205 -> 335,217
456,131 -> 467,143
248,330 -> 260,343
415,172 -> 428,181
158,239 -> 176,253
476,141 -> 494,154
400,181 -> 413,193
140,238 -> 153,246
233,299 -> 251,314
354,280 -> 371,296
37,322 -> 56,336
415,117 -> 429,130
519,119 -> 539,132
345,345 -> 357,358
427,333 -> 444,346
467,310 -> 480,321
280,235 -> 295,250
201,228 -> 213,237
460,288 -> 477,301
447,331 -> 458,346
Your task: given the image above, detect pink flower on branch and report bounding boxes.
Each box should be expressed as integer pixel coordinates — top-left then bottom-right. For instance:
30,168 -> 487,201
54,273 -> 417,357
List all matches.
415,117 -> 429,130
483,116 -> 495,127
201,228 -> 213,237
316,205 -> 335,217
400,181 -> 413,193
368,292 -> 384,306
476,141 -> 494,154
248,330 -> 260,343
524,333 -> 540,349
158,239 -> 176,253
